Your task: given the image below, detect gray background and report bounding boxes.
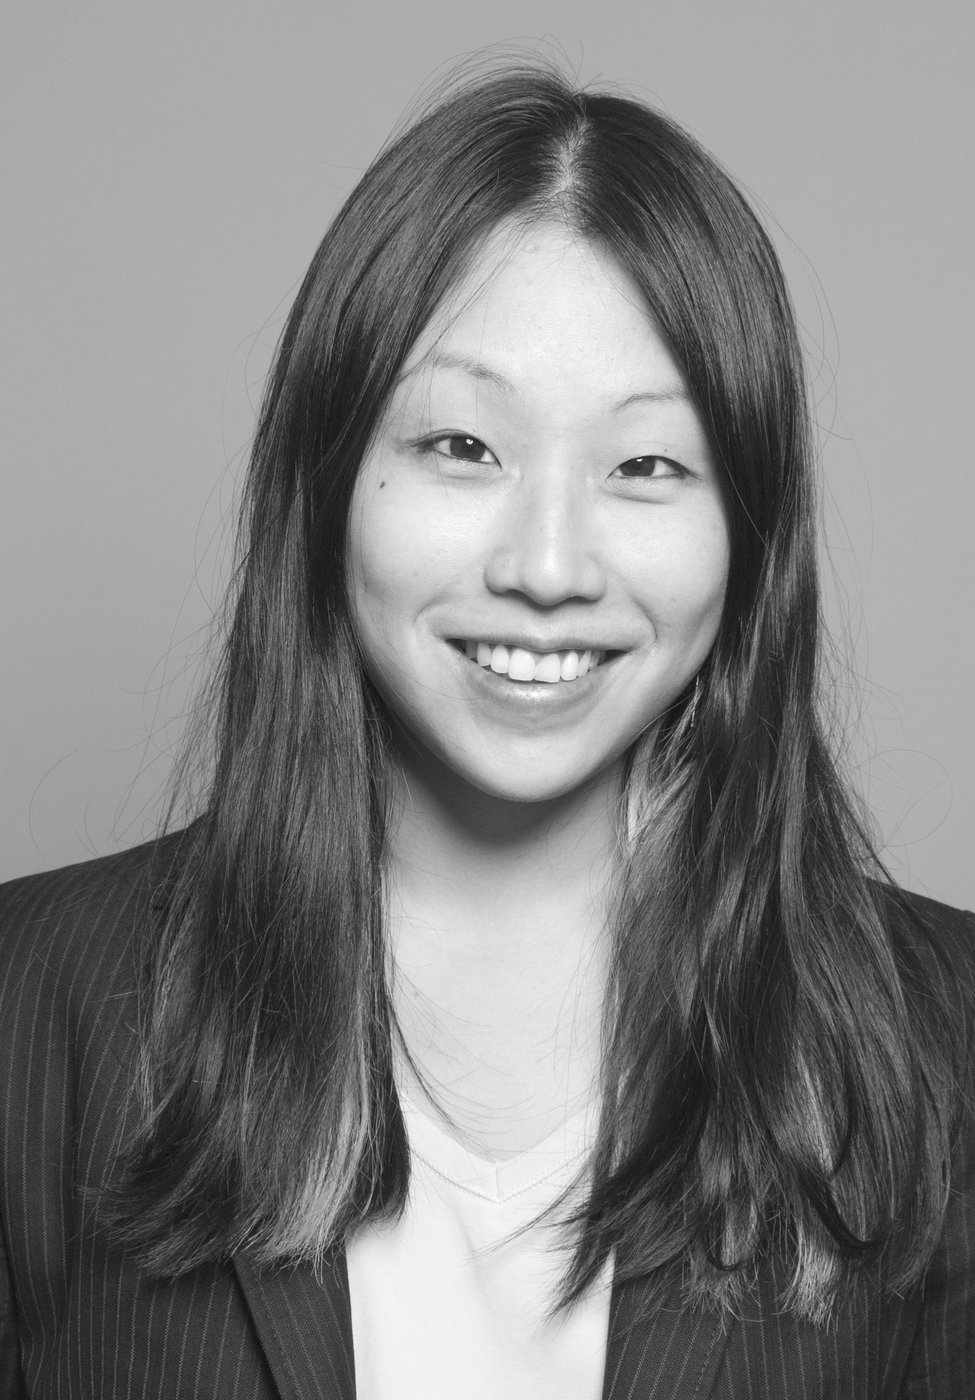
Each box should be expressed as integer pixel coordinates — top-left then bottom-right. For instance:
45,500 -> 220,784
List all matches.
2,2 -> 972,906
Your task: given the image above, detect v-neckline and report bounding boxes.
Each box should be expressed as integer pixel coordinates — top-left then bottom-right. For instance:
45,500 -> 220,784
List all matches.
399,1092 -> 598,1203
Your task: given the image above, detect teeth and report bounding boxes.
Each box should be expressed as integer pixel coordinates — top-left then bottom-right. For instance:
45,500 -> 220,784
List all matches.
507,647 -> 535,682
533,652 -> 562,683
463,642 -> 607,683
560,650 -> 579,681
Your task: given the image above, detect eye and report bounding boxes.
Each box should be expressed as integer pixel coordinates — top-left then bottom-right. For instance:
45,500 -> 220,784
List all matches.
611,455 -> 684,480
425,434 -> 498,466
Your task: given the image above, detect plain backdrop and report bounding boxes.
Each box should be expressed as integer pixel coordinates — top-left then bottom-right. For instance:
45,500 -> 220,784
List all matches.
2,2 -> 972,906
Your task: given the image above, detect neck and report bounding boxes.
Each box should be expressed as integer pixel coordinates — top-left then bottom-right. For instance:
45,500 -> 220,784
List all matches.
381,747 -> 619,1155
384,749 -> 622,948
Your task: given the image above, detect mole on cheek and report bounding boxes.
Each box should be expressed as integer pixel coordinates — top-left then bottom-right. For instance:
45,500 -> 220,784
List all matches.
379,481 -> 386,489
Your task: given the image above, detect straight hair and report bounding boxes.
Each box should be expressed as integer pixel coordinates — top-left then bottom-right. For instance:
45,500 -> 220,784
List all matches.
105,62 -> 965,1322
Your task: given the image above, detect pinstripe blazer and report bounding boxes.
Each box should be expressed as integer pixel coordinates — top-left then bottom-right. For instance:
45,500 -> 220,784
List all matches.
1,836 -> 973,1399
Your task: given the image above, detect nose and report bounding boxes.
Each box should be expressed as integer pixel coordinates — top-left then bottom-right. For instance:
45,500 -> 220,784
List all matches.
482,469 -> 607,605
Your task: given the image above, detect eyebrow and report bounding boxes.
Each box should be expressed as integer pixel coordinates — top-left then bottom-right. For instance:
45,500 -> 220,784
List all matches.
398,350 -> 690,412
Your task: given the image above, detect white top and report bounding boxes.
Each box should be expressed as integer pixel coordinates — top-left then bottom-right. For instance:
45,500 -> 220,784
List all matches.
347,1096 -> 612,1400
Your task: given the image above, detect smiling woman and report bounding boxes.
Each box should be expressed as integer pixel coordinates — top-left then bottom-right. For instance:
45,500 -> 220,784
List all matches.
1,62 -> 973,1400
349,224 -> 729,809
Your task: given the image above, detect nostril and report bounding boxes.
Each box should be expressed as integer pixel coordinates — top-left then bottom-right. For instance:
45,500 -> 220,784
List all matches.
483,547 -> 608,605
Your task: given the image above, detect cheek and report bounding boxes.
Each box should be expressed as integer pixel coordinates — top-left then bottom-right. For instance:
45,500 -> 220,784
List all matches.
348,487 -> 460,667
346,530 -> 410,711
347,478 -> 416,620
629,512 -> 730,635
350,471 -> 482,620
687,538 -> 731,629
347,494 -> 398,659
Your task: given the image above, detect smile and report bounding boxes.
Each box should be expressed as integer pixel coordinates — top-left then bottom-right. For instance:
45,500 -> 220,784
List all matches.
454,639 -> 610,684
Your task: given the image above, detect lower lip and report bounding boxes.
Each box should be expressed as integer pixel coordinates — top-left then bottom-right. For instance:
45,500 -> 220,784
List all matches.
451,646 -> 615,714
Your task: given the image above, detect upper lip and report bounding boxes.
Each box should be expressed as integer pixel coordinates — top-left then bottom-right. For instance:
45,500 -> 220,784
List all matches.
449,633 -> 627,654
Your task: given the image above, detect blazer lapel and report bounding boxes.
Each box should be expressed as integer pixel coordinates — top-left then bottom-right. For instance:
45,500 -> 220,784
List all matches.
234,1249 -> 356,1400
602,1272 -> 734,1400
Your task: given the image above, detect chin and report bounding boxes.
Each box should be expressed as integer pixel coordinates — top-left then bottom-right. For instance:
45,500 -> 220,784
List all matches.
382,710 -> 633,811
431,749 -> 626,810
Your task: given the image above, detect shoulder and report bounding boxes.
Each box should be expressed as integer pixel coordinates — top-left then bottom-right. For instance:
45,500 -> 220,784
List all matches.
874,890 -> 975,1390
0,828 -> 193,954
0,830 -> 194,1076
877,883 -> 975,1026
0,831 -> 196,1202
0,828 -> 190,917
882,883 -> 975,944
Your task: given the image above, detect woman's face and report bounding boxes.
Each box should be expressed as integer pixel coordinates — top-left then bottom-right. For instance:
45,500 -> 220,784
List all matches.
348,221 -> 730,806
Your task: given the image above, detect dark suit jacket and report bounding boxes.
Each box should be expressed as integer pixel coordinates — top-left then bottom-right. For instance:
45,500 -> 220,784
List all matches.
1,836 -> 973,1398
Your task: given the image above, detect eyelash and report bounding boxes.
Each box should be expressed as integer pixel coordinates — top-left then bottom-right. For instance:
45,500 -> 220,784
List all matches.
419,434 -> 498,465
612,455 -> 686,481
416,434 -> 687,480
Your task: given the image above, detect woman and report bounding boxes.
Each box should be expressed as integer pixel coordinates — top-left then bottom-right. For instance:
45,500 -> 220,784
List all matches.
1,64 -> 972,1399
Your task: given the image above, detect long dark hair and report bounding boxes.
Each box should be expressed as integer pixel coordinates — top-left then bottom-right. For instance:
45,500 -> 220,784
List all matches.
108,62 -> 963,1320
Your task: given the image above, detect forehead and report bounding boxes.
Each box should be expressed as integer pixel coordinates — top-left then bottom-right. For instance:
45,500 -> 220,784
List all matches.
396,219 -> 690,409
